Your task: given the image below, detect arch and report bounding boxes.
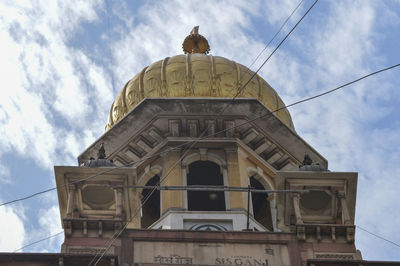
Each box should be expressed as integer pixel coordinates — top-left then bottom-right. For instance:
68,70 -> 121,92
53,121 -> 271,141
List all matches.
182,150 -> 226,169
247,167 -> 276,231
137,164 -> 162,192
141,175 -> 160,228
250,176 -> 273,231
187,161 -> 226,211
247,167 -> 274,190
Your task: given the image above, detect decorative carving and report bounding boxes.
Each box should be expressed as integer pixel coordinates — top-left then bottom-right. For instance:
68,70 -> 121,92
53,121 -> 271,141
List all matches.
292,193 -> 303,225
98,221 -> 103,238
331,226 -> 336,241
346,226 -> 355,243
169,120 -> 181,137
299,154 -> 328,171
64,220 -> 72,236
188,223 -> 227,231
83,221 -> 87,237
98,143 -> 106,159
187,120 -> 199,137
67,246 -> 114,255
316,226 -> 321,242
224,121 -> 235,137
296,225 -> 306,241
338,191 -> 352,225
302,154 -> 313,165
114,221 -> 123,234
315,253 -> 354,260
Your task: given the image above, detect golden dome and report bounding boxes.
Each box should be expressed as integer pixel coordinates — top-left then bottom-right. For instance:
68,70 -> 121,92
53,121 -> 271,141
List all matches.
106,29 -> 295,131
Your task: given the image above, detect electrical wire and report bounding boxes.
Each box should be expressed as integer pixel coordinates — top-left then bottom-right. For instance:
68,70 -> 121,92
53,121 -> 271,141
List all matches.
89,62 -> 400,265
1,63 -> 399,209
88,129 -> 204,266
246,0 -> 304,72
7,0 -> 398,257
356,225 -> 400,249
220,0 -> 319,115
13,231 -> 64,252
10,62 -> 400,254
0,0 -> 313,209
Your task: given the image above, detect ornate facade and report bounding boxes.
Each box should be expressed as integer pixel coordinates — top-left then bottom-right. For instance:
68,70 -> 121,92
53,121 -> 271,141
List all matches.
1,27 -> 398,266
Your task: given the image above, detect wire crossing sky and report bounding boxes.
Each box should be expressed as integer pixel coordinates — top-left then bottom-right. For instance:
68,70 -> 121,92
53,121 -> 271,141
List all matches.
0,0 -> 400,261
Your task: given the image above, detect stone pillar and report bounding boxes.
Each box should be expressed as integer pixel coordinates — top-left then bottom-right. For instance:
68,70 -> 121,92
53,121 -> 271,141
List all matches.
338,191 -> 352,225
292,193 -> 303,224
225,147 -> 245,210
115,187 -> 123,219
66,185 -> 76,218
181,166 -> 188,210
161,150 -> 183,214
222,167 -> 231,210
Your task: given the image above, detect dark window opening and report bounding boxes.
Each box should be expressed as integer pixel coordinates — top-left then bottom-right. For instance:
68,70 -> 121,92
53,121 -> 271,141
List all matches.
250,177 -> 273,231
187,161 -> 226,211
141,175 -> 160,228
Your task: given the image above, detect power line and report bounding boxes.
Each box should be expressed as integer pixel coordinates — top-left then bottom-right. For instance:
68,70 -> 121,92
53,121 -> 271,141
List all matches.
88,129 -> 203,266
246,0 -> 305,71
10,63 -> 400,254
14,223 -> 400,255
221,0 -> 319,114
85,7 -> 319,257
1,63 -> 399,209
84,1 -> 310,259
0,0 -> 314,209
356,225 -> 400,249
89,62 -> 400,265
13,231 -> 63,252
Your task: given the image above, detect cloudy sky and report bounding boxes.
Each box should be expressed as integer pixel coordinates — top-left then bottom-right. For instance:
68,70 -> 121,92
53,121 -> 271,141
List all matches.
0,0 -> 399,261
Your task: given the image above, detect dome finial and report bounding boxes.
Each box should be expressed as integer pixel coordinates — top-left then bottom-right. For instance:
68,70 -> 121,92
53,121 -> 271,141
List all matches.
182,26 -> 210,54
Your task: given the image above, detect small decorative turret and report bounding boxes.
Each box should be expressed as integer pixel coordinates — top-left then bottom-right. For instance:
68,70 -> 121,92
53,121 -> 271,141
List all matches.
81,143 -> 115,167
299,154 -> 328,171
182,26 -> 210,54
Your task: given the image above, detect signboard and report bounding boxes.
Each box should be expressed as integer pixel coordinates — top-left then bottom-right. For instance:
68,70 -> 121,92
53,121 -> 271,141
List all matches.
133,241 -> 291,266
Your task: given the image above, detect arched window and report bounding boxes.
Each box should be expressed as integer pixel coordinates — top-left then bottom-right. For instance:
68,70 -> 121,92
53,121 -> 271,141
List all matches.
141,175 -> 160,228
250,176 -> 273,231
187,161 -> 225,211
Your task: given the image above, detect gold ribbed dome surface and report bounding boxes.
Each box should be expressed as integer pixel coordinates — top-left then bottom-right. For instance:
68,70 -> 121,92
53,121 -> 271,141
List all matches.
106,53 -> 295,131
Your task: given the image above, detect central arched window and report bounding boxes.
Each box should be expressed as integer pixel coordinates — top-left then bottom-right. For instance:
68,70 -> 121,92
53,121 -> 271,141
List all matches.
187,161 -> 226,211
141,175 -> 160,228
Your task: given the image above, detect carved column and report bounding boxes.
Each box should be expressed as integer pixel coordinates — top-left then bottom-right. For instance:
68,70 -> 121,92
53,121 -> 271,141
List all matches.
292,193 -> 303,224
66,185 -> 76,219
115,187 -> 123,219
292,193 -> 305,240
181,166 -> 188,210
338,191 -> 352,225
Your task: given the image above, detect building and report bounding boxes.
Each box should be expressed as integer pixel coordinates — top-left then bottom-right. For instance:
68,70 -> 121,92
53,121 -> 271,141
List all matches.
1,27 -> 398,266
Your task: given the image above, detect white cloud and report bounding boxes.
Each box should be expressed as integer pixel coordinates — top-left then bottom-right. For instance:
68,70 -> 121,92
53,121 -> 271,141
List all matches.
264,1 -> 400,259
0,0 -> 398,260
0,206 -> 25,251
0,0 -> 110,252
0,0 -> 113,169
262,0 -> 304,26
0,164 -> 11,184
36,205 -> 63,252
111,0 -> 265,87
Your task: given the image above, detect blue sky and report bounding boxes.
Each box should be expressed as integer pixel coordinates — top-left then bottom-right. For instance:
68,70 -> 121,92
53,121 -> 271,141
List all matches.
0,0 -> 400,261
